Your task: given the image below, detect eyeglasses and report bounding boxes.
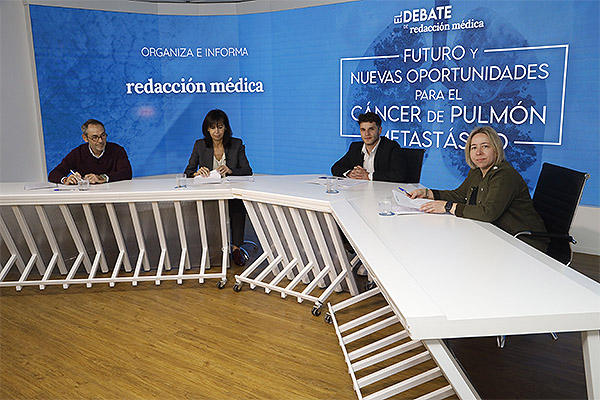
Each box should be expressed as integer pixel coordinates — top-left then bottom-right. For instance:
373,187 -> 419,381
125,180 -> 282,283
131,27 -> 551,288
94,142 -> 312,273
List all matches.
87,132 -> 107,142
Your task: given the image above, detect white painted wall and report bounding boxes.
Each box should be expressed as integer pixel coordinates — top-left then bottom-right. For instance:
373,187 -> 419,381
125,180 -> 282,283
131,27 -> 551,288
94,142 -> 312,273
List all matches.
0,0 -> 45,182
571,206 -> 600,255
1,0 -> 598,255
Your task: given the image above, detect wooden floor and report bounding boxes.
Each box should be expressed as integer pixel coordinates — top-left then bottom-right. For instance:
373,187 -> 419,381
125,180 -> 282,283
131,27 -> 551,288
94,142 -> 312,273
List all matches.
0,268 -> 357,399
0,252 -> 598,399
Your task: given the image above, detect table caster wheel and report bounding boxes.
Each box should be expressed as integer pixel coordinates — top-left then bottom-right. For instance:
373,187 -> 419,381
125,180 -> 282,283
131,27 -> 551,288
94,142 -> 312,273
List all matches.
233,283 -> 242,292
216,279 -> 227,289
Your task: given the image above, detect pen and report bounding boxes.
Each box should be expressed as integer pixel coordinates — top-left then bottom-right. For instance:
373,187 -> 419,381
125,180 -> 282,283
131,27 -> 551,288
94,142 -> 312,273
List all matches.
397,186 -> 409,195
70,170 -> 82,182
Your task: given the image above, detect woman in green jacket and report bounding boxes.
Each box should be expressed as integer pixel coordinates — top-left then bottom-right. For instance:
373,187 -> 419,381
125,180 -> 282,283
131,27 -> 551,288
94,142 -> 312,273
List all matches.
408,126 -> 548,252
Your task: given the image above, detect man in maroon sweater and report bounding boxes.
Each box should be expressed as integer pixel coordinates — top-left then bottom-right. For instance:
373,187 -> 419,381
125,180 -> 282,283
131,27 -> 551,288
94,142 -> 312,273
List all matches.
48,119 -> 132,185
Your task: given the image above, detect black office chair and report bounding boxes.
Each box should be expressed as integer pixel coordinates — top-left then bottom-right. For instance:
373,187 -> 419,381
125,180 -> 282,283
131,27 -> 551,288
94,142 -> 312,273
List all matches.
497,162 -> 590,348
399,148 -> 425,183
515,162 -> 590,266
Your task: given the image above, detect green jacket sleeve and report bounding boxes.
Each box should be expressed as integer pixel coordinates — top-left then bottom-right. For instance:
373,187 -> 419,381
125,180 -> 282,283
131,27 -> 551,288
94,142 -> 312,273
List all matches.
454,167 -> 519,222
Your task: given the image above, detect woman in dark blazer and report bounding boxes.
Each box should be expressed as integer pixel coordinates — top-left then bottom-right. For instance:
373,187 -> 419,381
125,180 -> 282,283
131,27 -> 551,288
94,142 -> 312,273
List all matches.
184,109 -> 252,266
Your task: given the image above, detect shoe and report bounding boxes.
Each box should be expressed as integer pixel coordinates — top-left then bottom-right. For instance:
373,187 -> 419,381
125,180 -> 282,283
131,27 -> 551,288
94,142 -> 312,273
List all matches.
343,241 -> 356,255
232,248 -> 246,267
356,265 -> 368,276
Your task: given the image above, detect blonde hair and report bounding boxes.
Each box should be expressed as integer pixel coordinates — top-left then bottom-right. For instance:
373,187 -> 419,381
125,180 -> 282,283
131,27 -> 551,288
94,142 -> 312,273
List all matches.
465,126 -> 505,169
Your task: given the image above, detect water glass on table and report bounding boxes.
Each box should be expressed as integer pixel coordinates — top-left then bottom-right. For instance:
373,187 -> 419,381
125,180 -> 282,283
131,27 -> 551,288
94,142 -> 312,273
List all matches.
175,173 -> 187,188
78,179 -> 89,191
378,197 -> 394,216
325,176 -> 339,194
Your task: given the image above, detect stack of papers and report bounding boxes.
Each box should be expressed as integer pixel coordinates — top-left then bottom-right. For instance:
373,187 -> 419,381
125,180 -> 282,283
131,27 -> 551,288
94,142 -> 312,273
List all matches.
392,189 -> 429,214
192,170 -> 222,184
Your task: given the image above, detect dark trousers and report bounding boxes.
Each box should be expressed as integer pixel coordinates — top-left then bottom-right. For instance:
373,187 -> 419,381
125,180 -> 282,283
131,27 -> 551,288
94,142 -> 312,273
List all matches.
229,199 -> 246,247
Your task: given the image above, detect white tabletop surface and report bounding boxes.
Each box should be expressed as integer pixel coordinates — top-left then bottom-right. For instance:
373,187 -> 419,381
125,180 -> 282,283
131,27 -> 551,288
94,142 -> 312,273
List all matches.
337,182 -> 600,339
0,177 -> 233,205
2,174 -> 599,340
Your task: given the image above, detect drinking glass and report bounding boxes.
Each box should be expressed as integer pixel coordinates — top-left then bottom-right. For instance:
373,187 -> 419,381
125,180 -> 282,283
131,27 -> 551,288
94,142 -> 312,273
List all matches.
175,173 -> 187,188
378,197 -> 394,216
78,179 -> 89,191
325,176 -> 339,194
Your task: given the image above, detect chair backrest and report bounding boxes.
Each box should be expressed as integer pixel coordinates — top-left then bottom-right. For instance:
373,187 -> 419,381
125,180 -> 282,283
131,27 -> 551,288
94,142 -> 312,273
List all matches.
533,162 -> 589,235
399,148 -> 425,183
533,163 -> 589,264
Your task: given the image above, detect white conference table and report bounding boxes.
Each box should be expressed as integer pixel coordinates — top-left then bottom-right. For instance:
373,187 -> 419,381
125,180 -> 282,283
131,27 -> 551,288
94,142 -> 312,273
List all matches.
0,178 -> 234,288
1,174 -> 599,398
234,175 -> 599,398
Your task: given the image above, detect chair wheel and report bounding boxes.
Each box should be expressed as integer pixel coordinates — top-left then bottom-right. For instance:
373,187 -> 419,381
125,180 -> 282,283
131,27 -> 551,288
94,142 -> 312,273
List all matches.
311,305 -> 322,317
497,335 -> 506,348
233,283 -> 242,292
216,279 -> 227,289
324,313 -> 332,324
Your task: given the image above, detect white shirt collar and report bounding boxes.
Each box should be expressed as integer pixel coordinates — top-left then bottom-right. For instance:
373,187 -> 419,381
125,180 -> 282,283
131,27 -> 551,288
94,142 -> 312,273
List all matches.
88,144 -> 105,159
361,137 -> 381,178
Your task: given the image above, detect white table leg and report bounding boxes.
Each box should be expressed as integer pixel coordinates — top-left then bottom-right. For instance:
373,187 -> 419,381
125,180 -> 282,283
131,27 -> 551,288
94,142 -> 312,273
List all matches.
581,330 -> 599,399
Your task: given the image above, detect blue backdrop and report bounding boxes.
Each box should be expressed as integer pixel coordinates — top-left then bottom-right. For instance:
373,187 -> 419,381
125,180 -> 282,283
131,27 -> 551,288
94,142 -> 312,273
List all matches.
30,0 -> 599,205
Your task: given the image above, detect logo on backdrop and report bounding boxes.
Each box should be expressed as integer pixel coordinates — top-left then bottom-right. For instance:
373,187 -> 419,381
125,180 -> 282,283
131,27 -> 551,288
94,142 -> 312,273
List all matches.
126,45 -> 263,95
393,5 -> 485,34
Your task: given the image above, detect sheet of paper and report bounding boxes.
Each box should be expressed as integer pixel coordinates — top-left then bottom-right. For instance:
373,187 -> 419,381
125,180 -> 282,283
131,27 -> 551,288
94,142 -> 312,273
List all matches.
304,176 -> 367,188
24,182 -> 58,190
225,176 -> 255,182
392,189 -> 429,214
192,170 -> 222,184
338,179 -> 368,188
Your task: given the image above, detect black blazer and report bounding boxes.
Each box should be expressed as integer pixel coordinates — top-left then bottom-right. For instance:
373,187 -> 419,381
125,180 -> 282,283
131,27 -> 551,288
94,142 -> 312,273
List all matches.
331,136 -> 407,183
184,137 -> 252,177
